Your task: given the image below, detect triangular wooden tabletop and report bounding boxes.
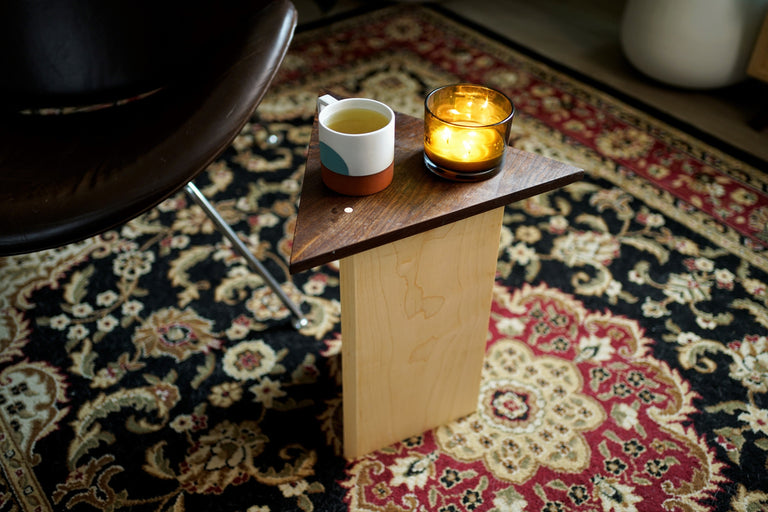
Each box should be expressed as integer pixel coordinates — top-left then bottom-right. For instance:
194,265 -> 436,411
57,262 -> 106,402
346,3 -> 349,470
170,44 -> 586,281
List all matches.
289,110 -> 583,274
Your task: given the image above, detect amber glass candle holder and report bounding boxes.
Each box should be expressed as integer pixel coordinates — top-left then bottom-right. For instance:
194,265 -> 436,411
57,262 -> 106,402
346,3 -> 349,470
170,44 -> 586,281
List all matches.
424,84 -> 515,182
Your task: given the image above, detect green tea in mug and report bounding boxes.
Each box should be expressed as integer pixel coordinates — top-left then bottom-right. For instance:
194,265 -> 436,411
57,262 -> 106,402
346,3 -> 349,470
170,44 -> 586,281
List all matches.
326,108 -> 390,134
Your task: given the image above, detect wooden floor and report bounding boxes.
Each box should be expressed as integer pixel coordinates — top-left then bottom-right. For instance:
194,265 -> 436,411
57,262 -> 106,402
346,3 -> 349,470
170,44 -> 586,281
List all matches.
294,0 -> 768,165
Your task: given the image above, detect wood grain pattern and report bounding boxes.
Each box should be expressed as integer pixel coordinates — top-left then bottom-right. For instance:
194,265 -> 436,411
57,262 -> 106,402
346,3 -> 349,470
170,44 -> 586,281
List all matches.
289,110 -> 583,274
340,207 -> 504,458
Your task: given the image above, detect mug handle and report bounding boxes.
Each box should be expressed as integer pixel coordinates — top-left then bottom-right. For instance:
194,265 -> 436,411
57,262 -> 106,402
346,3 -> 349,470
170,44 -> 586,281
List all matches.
318,94 -> 338,112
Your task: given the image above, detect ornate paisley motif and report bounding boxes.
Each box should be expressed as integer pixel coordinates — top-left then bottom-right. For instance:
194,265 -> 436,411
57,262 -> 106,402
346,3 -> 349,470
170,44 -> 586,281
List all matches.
341,284 -> 728,511
437,341 -> 604,484
0,5 -> 766,512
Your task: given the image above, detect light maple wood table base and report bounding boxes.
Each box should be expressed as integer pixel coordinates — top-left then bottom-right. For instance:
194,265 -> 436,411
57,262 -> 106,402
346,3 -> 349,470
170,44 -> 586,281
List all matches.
290,108 -> 583,458
340,207 -> 503,456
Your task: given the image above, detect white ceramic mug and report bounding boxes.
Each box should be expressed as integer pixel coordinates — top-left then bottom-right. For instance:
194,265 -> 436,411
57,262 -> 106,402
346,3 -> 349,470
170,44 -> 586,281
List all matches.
317,94 -> 395,195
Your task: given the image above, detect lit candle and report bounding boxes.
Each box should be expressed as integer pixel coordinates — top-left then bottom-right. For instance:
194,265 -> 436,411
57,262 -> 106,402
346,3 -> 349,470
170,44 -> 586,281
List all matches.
423,84 -> 515,181
424,122 -> 505,173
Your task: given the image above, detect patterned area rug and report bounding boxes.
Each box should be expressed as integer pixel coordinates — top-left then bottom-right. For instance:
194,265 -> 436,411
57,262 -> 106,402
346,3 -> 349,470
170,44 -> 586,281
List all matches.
2,4 -> 767,511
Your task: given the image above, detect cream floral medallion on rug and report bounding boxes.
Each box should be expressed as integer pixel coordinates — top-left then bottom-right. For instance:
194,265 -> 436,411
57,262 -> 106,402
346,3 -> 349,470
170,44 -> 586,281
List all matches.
1,4 -> 767,512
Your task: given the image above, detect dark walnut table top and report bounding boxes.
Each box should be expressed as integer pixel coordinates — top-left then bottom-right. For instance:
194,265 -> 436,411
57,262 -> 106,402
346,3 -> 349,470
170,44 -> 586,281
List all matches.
289,110 -> 584,274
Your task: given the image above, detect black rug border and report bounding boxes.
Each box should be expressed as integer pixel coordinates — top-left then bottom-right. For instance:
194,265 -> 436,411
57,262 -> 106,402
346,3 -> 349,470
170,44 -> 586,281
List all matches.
296,1 -> 768,172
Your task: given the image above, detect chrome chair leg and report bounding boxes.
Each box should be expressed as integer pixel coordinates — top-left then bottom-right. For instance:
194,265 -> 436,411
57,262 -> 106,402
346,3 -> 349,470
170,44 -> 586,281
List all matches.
184,181 -> 308,329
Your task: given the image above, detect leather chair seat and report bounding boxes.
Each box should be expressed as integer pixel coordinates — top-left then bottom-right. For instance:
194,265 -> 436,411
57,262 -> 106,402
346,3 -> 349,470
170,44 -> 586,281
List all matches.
0,0 -> 297,255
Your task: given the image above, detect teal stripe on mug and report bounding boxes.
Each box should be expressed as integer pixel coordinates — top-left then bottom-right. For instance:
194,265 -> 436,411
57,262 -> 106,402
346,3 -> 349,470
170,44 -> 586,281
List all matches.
319,142 -> 349,176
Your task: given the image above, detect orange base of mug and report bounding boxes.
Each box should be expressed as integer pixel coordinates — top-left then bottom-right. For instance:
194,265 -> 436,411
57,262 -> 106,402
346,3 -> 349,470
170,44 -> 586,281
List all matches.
321,162 -> 394,196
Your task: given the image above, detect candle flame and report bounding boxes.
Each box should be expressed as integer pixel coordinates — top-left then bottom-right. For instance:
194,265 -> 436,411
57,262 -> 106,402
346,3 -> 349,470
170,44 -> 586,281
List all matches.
461,138 -> 474,159
436,126 -> 488,160
440,126 -> 452,144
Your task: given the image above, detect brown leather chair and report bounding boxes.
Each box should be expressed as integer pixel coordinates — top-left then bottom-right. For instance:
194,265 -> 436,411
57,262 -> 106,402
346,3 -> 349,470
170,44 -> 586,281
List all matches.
0,0 -> 306,327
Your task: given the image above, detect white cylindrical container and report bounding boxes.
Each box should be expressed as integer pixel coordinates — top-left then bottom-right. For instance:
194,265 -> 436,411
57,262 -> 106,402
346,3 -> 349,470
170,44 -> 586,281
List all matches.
621,0 -> 768,89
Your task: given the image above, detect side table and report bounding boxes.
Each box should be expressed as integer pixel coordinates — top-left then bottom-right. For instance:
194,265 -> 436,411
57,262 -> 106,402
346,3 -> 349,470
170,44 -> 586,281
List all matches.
290,109 -> 583,458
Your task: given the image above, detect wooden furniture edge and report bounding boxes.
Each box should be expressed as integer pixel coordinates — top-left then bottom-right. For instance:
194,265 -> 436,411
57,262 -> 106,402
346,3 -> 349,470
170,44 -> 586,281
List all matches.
289,169 -> 582,273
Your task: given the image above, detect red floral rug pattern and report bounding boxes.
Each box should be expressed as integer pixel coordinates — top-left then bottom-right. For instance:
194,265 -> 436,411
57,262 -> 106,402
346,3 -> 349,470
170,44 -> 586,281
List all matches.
1,4 -> 767,512
341,284 -> 727,511
271,5 -> 768,266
